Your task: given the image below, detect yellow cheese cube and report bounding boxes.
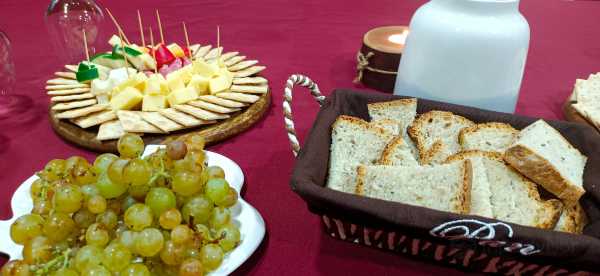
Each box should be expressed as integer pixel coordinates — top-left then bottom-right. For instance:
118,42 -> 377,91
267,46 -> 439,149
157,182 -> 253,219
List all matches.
192,60 -> 219,78
110,87 -> 143,110
167,87 -> 198,106
218,68 -> 234,84
167,43 -> 186,58
179,64 -> 194,84
112,73 -> 147,96
187,75 -> 209,96
166,71 -> 185,92
209,74 -> 232,94
144,78 -> 162,95
142,94 -> 168,111
132,72 -> 148,92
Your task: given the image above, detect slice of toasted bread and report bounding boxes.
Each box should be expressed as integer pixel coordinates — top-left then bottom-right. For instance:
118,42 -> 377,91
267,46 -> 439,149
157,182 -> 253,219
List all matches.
367,99 -> 419,161
326,115 -> 394,194
378,136 -> 419,167
504,120 -> 587,203
355,161 -> 472,214
459,122 -> 518,153
370,119 -> 401,136
554,203 -> 588,234
409,111 -> 475,164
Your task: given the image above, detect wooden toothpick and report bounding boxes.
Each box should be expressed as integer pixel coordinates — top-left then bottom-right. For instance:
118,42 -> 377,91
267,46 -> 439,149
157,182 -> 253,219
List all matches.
137,10 -> 145,46
156,9 -> 165,45
182,22 -> 191,58
82,28 -> 90,62
119,31 -> 130,77
217,25 -> 221,60
105,8 -> 131,45
149,26 -> 157,74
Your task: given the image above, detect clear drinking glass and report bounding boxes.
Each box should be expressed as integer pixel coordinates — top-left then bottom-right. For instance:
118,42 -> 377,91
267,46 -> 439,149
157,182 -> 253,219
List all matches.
0,30 -> 17,119
45,0 -> 106,64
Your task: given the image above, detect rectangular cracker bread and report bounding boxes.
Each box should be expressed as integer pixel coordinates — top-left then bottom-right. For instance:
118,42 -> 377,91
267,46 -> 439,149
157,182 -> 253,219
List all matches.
198,95 -> 246,108
158,108 -> 215,127
116,110 -> 166,134
55,104 -> 108,119
97,120 -> 125,141
233,66 -> 266,78
228,60 -> 258,71
51,93 -> 95,102
188,100 -> 241,114
47,88 -> 91,96
71,110 -> 117,128
216,92 -> 260,103
229,85 -> 268,94
173,104 -> 230,121
232,77 -> 268,85
140,112 -> 184,133
51,99 -> 97,111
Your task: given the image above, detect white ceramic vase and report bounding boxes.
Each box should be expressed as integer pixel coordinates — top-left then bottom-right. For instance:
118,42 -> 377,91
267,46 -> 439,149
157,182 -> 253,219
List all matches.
394,0 -> 530,113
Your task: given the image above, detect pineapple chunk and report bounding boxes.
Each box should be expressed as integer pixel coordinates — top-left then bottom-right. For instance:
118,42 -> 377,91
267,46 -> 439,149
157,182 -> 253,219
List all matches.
166,71 -> 186,92
110,87 -> 143,110
187,75 -> 209,95
192,60 -> 219,78
142,94 -> 168,111
167,87 -> 197,106
167,43 -> 186,58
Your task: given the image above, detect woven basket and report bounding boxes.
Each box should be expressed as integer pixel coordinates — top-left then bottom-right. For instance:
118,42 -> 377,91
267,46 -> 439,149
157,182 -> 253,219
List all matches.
283,74 -> 595,275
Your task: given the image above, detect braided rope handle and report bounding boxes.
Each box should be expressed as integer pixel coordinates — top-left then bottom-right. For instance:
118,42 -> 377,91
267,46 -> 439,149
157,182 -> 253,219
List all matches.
283,74 -> 326,157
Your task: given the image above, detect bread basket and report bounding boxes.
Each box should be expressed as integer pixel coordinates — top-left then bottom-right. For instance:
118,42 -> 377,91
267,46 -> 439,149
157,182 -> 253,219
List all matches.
284,74 -> 600,274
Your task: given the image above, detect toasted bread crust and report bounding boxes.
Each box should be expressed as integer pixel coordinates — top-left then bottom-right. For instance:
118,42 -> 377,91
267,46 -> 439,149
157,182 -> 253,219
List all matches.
333,115 -> 392,138
556,203 -> 588,234
537,199 -> 564,229
367,98 -> 417,113
504,145 -> 586,203
458,122 -> 518,149
370,119 -> 401,136
444,150 -> 503,164
460,160 -> 473,215
378,136 -> 405,165
355,165 -> 367,196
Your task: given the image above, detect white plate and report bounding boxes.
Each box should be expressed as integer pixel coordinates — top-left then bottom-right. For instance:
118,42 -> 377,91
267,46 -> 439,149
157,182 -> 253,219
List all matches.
0,145 -> 266,275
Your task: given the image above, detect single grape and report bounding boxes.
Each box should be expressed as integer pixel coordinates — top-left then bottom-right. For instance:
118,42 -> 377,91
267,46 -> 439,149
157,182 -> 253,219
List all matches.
107,158 -> 129,186
122,195 -> 138,212
96,172 -> 128,199
96,210 -> 118,230
124,203 -> 153,231
185,247 -> 201,260
102,242 -> 132,272
209,207 -> 231,229
166,140 -> 187,160
1,260 -> 30,276
117,230 -> 138,253
179,258 -> 204,276
181,195 -> 213,225
80,184 -> 100,199
32,199 -> 51,215
135,228 -> 164,257
183,151 -> 206,172
184,135 -> 205,153
120,263 -> 151,276
22,235 -> 52,265
159,240 -> 185,265
159,208 -> 182,229
172,171 -> 203,196
73,209 -> 96,229
50,268 -> 78,276
65,156 -> 90,172
217,224 -> 241,252
42,212 -> 75,242
93,153 -> 119,174
73,245 -> 104,272
29,179 -> 44,199
71,160 -> 97,186
170,225 -> 193,244
86,223 -> 110,247
87,195 -> 107,214
10,214 -> 44,245
206,166 -> 225,179
200,244 -> 224,271
81,264 -> 111,276
53,184 -> 83,213
218,187 -> 238,208
117,133 -> 145,158
123,158 -> 152,186
128,184 -> 150,200
205,178 -> 229,206
145,187 -> 176,216
42,159 -> 67,181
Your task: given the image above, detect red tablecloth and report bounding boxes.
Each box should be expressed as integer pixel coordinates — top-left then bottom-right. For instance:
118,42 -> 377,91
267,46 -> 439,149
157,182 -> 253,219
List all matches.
1,0 -> 599,275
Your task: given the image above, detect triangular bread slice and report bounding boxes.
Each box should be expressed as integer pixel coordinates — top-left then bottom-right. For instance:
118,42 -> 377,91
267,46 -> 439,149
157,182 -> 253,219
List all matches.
554,203 -> 588,234
453,150 -> 563,229
355,161 -> 472,214
504,120 -> 587,203
459,122 -> 518,153
326,115 -> 394,194
409,111 -> 475,164
378,136 -> 419,167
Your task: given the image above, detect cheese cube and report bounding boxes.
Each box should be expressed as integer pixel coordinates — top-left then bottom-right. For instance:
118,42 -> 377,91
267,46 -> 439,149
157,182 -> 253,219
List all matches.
218,68 -> 234,84
166,72 -> 186,92
192,60 -> 219,78
187,75 -> 209,95
110,87 -> 143,110
209,74 -> 232,94
179,64 -> 194,84
91,78 -> 113,96
167,87 -> 198,106
167,43 -> 186,58
142,95 -> 168,111
112,73 -> 147,96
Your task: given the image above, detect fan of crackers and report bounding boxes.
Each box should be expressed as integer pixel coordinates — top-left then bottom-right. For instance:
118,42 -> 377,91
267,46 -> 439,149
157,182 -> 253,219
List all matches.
46,10 -> 269,142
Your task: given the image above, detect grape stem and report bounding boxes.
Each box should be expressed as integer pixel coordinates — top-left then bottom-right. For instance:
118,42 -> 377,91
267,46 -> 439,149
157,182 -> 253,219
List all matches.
32,248 -> 71,275
148,158 -> 171,185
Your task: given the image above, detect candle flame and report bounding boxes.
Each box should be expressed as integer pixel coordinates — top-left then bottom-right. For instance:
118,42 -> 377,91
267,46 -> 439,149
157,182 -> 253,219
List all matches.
388,30 -> 409,45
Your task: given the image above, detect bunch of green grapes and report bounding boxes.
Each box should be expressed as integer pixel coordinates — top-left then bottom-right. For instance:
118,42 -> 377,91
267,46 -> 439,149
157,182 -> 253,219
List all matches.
2,134 -> 241,276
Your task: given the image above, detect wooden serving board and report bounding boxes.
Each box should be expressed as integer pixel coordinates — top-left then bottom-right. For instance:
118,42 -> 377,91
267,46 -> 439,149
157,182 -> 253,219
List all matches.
49,90 -> 271,153
562,100 -> 599,132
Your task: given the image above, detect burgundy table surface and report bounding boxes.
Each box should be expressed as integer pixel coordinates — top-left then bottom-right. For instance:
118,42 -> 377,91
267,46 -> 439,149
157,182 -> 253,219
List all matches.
1,0 -> 600,275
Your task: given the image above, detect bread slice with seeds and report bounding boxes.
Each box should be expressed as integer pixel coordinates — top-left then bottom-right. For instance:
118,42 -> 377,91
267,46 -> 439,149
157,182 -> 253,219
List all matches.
355,160 -> 472,214
370,119 -> 401,136
554,203 -> 588,234
326,115 -> 394,194
459,122 -> 518,153
409,111 -> 475,164
368,98 -> 419,161
504,120 -> 587,203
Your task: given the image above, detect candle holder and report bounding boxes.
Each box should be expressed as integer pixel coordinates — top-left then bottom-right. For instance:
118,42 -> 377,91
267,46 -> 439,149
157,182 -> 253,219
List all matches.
354,25 -> 408,93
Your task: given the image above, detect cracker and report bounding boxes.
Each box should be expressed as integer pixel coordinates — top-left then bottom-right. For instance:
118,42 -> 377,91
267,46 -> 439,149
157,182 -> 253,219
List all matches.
71,110 -> 117,128
117,110 -> 166,133
219,51 -> 239,62
194,45 -> 212,59
65,64 -> 78,72
46,78 -> 79,85
47,87 -> 91,96
46,83 -> 89,90
158,108 -> 215,127
139,112 -> 185,132
216,92 -> 260,103
51,93 -> 95,102
198,95 -> 246,108
97,120 -> 125,141
55,72 -> 76,79
232,77 -> 268,85
188,100 -> 240,114
224,56 -> 246,67
230,85 -> 269,94
173,104 -> 230,121
51,99 -> 97,111
228,60 -> 258,71
188,44 -> 201,54
204,47 -> 223,60
55,104 -> 108,119
233,66 -> 266,78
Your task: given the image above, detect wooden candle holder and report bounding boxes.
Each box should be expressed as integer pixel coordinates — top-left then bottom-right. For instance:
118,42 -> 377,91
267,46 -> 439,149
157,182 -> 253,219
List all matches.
355,26 -> 408,93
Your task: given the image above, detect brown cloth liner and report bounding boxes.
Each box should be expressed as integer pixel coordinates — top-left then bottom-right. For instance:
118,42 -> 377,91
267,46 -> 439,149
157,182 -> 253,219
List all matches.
290,89 -> 600,271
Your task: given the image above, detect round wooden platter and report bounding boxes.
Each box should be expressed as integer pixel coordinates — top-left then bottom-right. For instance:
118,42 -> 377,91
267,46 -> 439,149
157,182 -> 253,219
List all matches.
562,100 -> 599,132
49,90 -> 271,153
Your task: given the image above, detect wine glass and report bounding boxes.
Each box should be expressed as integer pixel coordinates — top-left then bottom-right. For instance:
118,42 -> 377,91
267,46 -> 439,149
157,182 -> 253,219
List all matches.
0,30 -> 17,120
45,0 -> 106,64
